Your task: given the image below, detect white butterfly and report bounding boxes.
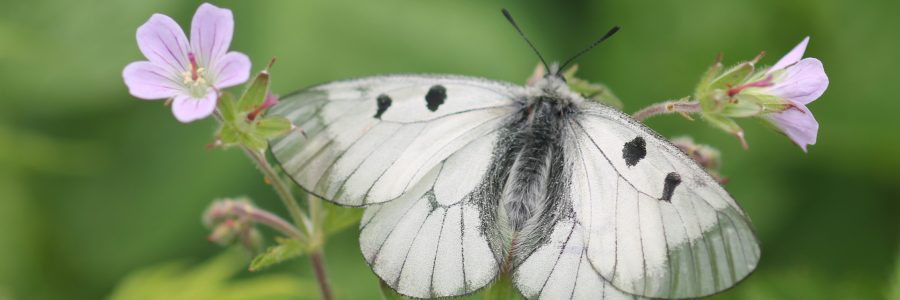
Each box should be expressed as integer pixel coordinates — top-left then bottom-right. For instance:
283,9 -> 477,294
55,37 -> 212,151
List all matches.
268,11 -> 759,300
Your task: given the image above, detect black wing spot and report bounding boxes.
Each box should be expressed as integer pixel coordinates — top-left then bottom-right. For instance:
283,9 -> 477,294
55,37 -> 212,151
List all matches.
374,94 -> 392,119
660,172 -> 682,202
622,136 -> 647,167
425,85 -> 446,112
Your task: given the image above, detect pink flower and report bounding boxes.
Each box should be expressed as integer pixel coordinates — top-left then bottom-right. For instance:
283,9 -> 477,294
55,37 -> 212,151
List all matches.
761,37 -> 829,151
122,3 -> 251,123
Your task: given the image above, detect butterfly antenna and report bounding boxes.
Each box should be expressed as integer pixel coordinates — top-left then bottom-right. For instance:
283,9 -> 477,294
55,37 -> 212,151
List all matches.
502,8 -> 550,74
558,26 -> 621,72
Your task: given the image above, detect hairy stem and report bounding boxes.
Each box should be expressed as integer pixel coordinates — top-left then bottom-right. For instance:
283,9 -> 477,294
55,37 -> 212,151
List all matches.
633,99 -> 702,122
310,251 -> 335,300
239,146 -> 312,234
213,109 -> 333,299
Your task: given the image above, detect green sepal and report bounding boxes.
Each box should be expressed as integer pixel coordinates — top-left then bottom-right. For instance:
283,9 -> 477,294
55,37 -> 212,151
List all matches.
217,92 -> 239,123
249,237 -> 305,272
720,94 -> 765,118
702,112 -> 743,134
255,117 -> 293,140
238,70 -> 271,113
709,61 -> 755,91
240,131 -> 268,153
218,123 -> 241,145
694,56 -> 724,98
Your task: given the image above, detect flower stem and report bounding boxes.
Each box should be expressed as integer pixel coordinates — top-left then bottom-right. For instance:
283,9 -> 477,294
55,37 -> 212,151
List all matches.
632,99 -> 701,122
310,251 -> 335,300
212,109 -> 334,299
239,146 -> 312,234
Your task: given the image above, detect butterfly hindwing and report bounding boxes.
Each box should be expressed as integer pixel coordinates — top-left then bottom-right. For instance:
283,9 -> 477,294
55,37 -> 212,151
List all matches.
359,130 -> 504,298
515,219 -> 646,300
269,75 -> 522,206
565,103 -> 760,299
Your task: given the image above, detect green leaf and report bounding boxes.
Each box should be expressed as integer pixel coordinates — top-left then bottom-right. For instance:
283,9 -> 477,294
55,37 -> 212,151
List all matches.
322,202 -> 364,236
238,70 -> 271,113
108,249 -> 316,300
249,237 -> 305,272
255,117 -> 293,139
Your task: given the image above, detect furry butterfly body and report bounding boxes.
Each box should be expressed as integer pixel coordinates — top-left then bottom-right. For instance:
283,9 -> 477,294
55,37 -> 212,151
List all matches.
269,74 -> 759,299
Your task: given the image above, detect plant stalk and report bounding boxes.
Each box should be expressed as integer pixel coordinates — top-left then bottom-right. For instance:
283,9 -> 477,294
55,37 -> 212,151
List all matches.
213,109 -> 333,299
633,99 -> 702,122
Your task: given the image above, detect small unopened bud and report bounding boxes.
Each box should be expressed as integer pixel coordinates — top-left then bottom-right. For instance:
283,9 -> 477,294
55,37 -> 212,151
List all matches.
671,137 -> 728,184
208,219 -> 240,246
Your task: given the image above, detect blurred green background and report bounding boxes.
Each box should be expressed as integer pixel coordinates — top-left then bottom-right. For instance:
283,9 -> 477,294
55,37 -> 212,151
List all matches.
1,0 -> 898,299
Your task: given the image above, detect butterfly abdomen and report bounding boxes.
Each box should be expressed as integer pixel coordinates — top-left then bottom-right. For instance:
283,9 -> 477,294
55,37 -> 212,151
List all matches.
501,102 -> 568,232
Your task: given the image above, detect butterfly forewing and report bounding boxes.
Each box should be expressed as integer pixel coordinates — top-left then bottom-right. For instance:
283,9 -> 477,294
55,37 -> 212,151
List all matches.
563,104 -> 760,298
269,75 -> 523,206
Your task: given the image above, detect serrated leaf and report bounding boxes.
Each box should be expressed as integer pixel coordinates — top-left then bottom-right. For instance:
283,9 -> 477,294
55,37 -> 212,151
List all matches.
322,202 -> 364,236
238,71 -> 271,113
249,237 -> 305,272
255,117 -> 293,139
108,249 -> 316,300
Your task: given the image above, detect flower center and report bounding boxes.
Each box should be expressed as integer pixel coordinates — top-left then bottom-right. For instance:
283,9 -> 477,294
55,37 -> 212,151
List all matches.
182,52 -> 211,98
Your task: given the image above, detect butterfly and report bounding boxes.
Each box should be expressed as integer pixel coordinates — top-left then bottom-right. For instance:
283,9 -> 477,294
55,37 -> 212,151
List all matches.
268,9 -> 759,300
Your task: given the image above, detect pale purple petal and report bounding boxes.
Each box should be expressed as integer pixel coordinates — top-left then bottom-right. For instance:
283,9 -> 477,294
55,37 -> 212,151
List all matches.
769,36 -> 809,73
122,61 -> 183,100
767,103 -> 818,152
136,14 -> 190,74
212,52 -> 251,88
768,58 -> 829,105
190,3 -> 234,68
171,90 -> 217,123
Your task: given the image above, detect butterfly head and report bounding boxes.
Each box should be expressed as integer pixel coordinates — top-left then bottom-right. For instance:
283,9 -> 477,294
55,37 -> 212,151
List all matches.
527,71 -> 583,106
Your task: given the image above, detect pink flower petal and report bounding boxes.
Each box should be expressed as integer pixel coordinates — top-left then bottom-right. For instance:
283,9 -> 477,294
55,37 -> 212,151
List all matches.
172,91 -> 217,123
769,36 -> 809,73
190,3 -> 234,68
122,61 -> 183,100
767,103 -> 818,152
768,58 -> 829,105
136,14 -> 190,74
212,52 -> 251,89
